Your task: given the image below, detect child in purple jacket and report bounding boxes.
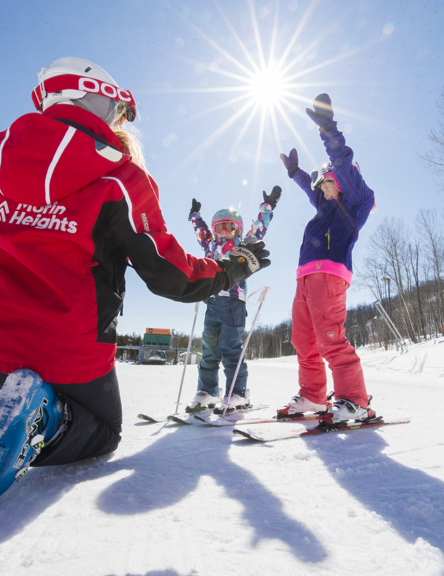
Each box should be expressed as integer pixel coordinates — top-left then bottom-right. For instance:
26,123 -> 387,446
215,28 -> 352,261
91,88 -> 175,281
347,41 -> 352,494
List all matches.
278,94 -> 375,424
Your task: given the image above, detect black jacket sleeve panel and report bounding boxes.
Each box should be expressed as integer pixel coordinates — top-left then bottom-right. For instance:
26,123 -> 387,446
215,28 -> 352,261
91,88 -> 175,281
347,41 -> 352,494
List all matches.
108,197 -> 227,303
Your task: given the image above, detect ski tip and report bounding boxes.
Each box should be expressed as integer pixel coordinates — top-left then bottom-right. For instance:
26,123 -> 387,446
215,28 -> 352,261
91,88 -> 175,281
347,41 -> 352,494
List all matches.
137,414 -> 161,424
167,414 -> 194,425
233,429 -> 257,440
193,414 -> 208,422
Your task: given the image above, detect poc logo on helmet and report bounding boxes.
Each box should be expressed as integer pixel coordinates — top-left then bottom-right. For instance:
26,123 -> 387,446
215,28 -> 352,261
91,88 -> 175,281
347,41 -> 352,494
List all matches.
78,78 -> 132,102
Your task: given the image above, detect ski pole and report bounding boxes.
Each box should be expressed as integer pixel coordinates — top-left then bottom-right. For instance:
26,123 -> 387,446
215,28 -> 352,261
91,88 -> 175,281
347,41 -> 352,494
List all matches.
174,301 -> 201,414
223,286 -> 271,417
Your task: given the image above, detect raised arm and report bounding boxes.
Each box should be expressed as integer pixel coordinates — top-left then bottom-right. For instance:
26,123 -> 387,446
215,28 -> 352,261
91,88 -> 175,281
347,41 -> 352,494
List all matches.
188,198 -> 213,253
306,94 -> 373,206
280,148 -> 323,209
247,186 -> 282,239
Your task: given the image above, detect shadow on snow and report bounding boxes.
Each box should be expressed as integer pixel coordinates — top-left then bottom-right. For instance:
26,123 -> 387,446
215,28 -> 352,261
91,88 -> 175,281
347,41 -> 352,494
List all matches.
0,421 -> 326,563
307,427 -> 444,552
97,422 -> 326,562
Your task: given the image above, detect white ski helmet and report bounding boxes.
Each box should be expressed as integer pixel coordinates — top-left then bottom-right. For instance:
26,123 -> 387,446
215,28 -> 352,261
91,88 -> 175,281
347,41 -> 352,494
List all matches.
32,57 -> 137,123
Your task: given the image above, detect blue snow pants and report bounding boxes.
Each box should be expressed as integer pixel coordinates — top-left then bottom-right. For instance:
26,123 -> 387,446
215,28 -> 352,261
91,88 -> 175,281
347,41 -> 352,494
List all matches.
198,295 -> 248,397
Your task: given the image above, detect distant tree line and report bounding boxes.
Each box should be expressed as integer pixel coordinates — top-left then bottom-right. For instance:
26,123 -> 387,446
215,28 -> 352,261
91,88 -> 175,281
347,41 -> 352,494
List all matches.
242,319 -> 296,360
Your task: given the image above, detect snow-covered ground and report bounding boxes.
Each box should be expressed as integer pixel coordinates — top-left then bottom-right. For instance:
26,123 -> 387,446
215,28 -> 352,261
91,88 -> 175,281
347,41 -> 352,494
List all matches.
1,339 -> 444,576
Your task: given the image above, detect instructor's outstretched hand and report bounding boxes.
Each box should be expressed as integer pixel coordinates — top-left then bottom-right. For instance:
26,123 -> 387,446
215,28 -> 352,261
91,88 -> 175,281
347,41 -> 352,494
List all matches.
218,239 -> 271,290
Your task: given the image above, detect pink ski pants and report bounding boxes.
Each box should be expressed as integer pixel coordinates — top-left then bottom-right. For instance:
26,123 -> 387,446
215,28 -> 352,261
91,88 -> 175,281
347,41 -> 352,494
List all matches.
291,273 -> 368,407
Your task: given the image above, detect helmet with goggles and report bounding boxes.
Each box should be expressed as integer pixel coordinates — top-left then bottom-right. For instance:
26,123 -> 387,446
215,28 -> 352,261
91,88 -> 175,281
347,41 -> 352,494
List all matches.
31,57 -> 137,125
211,208 -> 243,238
310,163 -> 341,192
311,162 -> 361,192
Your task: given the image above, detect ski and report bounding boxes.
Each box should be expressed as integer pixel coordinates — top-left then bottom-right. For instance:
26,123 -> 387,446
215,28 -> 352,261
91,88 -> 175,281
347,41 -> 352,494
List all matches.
232,417 -> 410,442
199,412 -> 325,427
137,414 -> 167,424
137,408 -> 213,425
194,404 -> 269,425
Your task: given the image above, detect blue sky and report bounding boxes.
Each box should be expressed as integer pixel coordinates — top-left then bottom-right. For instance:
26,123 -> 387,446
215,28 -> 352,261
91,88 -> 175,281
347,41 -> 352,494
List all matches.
1,0 -> 443,336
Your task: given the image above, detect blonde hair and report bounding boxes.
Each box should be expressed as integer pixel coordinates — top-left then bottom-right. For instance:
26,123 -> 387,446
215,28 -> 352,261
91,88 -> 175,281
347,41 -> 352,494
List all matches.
113,125 -> 147,171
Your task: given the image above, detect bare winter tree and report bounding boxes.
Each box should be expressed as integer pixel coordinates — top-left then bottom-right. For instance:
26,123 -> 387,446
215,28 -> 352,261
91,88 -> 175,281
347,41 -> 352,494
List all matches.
365,217 -> 418,343
415,208 -> 444,332
408,239 -> 427,339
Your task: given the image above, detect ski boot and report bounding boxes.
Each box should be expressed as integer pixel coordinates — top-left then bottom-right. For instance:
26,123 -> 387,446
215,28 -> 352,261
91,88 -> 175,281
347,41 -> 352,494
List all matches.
276,392 -> 333,420
0,369 -> 70,496
186,390 -> 220,413
320,395 -> 376,427
213,390 -> 251,415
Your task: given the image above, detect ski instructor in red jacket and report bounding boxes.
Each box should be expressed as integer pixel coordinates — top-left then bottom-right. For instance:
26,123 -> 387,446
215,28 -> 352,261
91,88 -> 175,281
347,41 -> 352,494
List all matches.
0,57 -> 270,468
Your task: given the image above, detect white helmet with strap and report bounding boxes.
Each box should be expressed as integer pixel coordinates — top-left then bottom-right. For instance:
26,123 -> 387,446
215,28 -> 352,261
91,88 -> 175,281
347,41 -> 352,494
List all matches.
32,57 -> 137,123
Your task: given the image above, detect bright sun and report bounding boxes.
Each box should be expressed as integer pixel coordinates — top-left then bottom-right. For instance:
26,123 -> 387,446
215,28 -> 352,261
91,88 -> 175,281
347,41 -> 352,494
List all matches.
247,66 -> 287,109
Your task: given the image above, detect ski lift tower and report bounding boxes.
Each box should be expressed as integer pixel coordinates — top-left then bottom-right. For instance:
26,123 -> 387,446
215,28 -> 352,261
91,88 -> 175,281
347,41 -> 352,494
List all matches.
381,277 -> 391,316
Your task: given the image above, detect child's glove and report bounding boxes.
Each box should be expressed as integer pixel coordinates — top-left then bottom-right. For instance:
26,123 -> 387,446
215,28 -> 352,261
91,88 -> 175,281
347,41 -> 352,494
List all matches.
262,186 -> 282,210
280,149 -> 299,178
188,198 -> 201,220
306,93 -> 335,130
218,240 -> 271,289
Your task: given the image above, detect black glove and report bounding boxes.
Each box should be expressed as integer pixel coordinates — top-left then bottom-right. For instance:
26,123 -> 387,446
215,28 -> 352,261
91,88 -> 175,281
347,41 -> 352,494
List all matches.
218,239 -> 271,289
280,149 -> 299,178
188,198 -> 201,220
306,93 -> 335,130
262,186 -> 282,210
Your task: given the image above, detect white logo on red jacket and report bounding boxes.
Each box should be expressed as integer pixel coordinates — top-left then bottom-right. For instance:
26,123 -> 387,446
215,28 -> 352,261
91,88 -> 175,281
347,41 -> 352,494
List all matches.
0,200 -> 10,223
141,213 -> 150,232
1,201 -> 78,234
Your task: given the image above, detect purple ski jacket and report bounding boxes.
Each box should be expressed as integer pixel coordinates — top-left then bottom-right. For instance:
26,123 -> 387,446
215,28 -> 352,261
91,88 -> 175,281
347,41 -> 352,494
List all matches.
292,123 -> 375,285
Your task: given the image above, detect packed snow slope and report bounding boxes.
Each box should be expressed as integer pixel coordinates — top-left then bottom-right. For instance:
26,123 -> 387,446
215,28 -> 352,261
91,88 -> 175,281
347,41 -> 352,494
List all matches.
1,339 -> 444,576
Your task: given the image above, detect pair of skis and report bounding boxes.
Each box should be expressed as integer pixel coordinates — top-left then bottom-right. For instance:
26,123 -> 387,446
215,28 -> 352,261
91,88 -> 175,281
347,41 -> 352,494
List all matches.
137,403 -> 270,426
137,408 -> 410,442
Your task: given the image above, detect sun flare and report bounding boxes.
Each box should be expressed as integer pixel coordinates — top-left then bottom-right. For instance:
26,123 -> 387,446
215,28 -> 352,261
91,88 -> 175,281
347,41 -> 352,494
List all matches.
246,65 -> 287,109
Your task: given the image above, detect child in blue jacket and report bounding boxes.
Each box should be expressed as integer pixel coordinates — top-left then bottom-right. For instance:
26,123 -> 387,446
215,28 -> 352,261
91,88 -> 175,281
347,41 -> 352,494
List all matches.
278,94 -> 375,424
186,187 -> 281,413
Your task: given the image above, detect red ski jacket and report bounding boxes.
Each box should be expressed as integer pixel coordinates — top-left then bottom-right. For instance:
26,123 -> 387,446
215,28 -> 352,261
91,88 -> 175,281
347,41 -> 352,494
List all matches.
0,105 -> 226,383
